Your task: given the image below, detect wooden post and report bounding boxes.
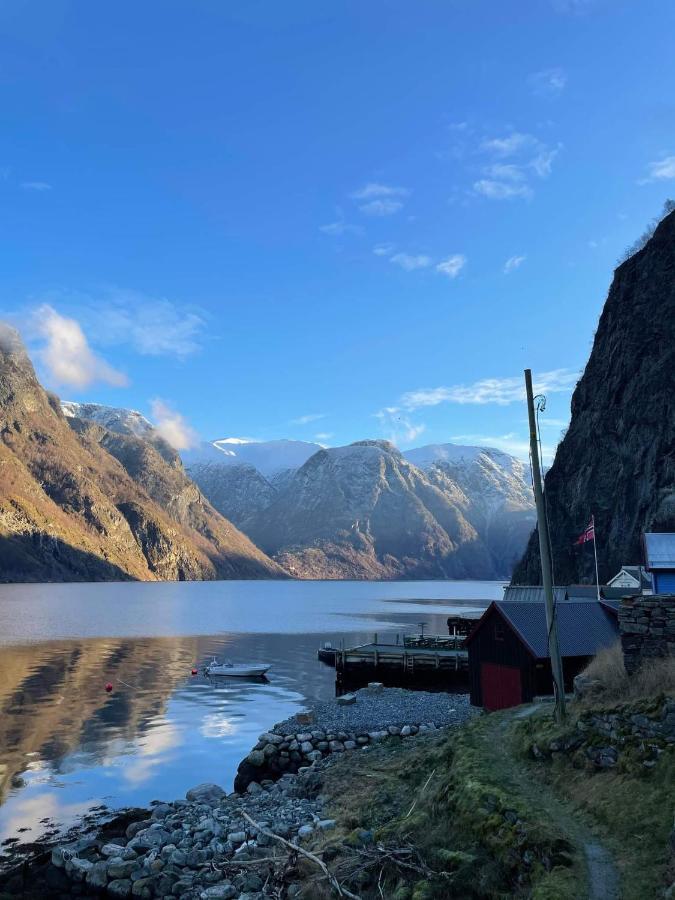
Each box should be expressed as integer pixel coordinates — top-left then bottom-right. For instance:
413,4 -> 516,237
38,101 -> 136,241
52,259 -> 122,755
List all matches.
525,368 -> 566,722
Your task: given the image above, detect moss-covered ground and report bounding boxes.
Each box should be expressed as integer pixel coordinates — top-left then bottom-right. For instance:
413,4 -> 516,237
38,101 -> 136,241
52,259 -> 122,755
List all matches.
309,697 -> 674,899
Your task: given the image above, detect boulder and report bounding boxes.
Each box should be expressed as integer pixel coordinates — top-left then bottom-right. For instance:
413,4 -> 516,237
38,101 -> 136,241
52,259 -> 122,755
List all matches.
186,783 -> 226,804
108,879 -> 133,899
337,693 -> 356,705
86,860 -> 110,890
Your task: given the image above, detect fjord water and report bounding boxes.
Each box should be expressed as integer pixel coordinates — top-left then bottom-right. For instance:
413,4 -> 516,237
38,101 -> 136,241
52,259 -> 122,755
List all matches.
0,580 -> 502,851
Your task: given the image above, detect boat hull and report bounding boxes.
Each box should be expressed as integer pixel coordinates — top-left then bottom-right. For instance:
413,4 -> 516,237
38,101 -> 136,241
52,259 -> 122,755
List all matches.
205,664 -> 270,678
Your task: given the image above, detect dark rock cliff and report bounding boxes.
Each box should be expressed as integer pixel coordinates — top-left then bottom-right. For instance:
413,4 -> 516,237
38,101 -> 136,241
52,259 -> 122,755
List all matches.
513,210 -> 675,585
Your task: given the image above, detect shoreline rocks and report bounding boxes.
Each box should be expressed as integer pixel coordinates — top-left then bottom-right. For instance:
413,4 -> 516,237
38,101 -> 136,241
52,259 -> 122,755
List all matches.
234,686 -> 474,792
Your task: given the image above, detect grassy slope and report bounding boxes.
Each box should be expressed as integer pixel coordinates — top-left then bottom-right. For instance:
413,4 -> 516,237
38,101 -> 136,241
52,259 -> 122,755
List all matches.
312,698 -> 673,899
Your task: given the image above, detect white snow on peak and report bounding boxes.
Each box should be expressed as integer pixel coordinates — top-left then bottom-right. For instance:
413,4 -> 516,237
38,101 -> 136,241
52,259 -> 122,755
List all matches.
60,401 -> 154,439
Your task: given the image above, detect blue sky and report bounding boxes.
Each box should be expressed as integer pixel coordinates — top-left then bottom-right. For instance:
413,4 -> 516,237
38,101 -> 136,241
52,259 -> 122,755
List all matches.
2,0 -> 674,461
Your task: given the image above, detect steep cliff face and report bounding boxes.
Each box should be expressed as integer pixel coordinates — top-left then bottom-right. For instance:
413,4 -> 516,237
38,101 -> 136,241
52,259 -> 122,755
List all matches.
0,326 -> 284,582
513,209 -> 675,585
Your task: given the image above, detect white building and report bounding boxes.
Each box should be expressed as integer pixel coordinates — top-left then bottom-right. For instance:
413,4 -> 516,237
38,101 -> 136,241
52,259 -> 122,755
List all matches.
606,565 -> 653,594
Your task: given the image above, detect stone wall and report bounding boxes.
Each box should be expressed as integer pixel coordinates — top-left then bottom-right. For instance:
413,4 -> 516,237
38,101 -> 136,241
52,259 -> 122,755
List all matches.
618,594 -> 675,674
234,721 -> 440,793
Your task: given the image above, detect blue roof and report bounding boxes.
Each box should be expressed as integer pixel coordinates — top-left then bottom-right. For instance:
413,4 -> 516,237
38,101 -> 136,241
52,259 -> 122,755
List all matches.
491,600 -> 619,659
644,533 -> 675,570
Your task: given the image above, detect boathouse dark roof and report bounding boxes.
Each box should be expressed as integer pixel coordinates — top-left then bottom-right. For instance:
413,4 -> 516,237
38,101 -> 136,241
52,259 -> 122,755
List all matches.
466,599 -> 619,659
502,585 -> 567,604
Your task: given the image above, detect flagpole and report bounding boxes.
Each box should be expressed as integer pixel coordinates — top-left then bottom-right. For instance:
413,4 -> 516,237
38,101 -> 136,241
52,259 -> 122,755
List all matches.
592,514 -> 601,602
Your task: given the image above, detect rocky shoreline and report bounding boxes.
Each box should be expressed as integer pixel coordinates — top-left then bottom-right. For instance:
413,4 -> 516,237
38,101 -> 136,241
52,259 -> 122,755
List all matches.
1,687 -> 474,899
234,685 -> 473,791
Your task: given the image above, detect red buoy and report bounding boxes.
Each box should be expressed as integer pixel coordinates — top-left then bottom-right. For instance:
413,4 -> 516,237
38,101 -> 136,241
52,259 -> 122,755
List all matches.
105,682 -> 113,693
191,668 -> 198,676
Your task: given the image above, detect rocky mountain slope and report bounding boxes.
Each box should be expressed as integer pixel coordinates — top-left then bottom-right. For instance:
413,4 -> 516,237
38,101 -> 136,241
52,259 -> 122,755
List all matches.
241,440 -> 529,579
406,444 -> 536,577
0,327 -> 284,582
513,208 -> 675,585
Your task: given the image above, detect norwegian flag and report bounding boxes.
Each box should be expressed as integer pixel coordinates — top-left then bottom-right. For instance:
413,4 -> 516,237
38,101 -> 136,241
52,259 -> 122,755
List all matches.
576,516 -> 595,545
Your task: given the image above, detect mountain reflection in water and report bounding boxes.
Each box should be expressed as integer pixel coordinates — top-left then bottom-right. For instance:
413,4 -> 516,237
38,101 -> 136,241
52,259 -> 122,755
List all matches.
0,580 -> 502,851
0,631 -> 338,847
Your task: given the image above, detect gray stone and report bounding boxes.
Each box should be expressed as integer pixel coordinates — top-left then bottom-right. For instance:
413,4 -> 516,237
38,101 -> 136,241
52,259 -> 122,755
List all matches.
108,859 -> 138,880
101,843 -> 127,858
227,831 -> 247,845
297,824 -> 314,839
318,819 -> 336,830
388,725 -> 401,736
400,725 -> 412,737
131,877 -> 154,898
337,693 -> 356,705
246,749 -> 265,767
151,802 -> 172,820
66,856 -> 93,881
128,827 -> 170,852
200,884 -> 237,899
307,750 -> 323,762
108,880 -> 133,899
300,741 -> 314,754
185,783 -> 226,804
343,740 -> 357,750
328,740 -> 345,752
247,781 -> 263,795
367,682 -> 383,692
296,733 -> 313,743
86,860 -> 110,889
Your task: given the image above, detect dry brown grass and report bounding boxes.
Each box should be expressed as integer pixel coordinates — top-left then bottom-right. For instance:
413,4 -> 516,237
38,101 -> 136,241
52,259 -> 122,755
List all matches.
580,640 -> 675,703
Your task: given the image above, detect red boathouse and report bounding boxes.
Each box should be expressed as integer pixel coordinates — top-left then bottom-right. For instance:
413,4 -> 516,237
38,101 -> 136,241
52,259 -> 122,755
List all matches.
465,595 -> 619,711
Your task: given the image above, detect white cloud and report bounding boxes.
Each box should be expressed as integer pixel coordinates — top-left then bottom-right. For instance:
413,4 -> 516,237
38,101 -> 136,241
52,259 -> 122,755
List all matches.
21,181 -> 52,191
33,305 -> 128,389
530,147 -> 560,178
352,183 -> 409,217
373,243 -> 395,256
315,432 -> 333,442
643,156 -> 675,181
358,198 -> 404,216
291,413 -> 326,425
351,183 -> 409,200
390,253 -> 432,271
436,254 -> 466,279
319,220 -> 363,236
481,132 -> 537,157
400,369 -> 578,410
65,288 -> 206,358
150,400 -> 198,450
529,68 -> 567,97
484,163 -> 527,182
504,254 -> 526,273
375,407 -> 426,445
476,132 -> 560,200
474,179 -> 533,200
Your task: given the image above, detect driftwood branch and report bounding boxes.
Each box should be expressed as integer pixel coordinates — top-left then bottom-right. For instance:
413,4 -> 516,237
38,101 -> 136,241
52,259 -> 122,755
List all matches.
403,767 -> 436,820
240,810 -> 361,900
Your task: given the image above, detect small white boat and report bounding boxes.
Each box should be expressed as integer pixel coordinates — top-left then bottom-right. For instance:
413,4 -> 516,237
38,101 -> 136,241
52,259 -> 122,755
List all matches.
204,657 -> 271,678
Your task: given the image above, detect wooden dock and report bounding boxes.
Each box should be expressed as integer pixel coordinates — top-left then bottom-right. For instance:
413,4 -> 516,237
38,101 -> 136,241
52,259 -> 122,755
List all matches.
335,633 -> 469,692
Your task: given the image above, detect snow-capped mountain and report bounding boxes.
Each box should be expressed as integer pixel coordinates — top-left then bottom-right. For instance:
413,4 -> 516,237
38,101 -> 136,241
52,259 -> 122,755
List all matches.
182,438 -> 322,478
245,440 -> 490,579
61,401 -> 155,439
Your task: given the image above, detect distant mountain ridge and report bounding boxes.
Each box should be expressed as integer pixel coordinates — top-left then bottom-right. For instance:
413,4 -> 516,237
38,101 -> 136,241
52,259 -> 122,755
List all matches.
187,437 -> 535,580
47,407 -> 537,581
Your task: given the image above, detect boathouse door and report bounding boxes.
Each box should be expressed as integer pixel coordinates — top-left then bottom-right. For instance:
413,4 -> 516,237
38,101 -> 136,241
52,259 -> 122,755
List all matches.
480,662 -> 522,710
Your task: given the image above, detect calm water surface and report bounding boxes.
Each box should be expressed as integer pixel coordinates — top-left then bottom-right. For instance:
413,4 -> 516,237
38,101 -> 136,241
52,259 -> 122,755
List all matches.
0,580 -> 502,852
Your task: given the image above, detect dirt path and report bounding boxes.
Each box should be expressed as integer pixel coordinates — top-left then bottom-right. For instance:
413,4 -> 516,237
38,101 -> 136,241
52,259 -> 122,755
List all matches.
495,707 -> 621,900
